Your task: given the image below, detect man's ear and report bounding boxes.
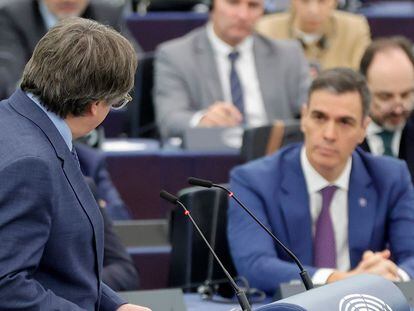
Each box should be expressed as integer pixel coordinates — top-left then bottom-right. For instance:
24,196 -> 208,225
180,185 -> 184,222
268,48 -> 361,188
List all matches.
358,116 -> 371,143
86,100 -> 101,117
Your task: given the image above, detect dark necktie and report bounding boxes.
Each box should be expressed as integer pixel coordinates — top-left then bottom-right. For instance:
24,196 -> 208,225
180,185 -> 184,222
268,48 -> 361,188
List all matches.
313,185 -> 337,268
228,51 -> 244,116
378,130 -> 394,156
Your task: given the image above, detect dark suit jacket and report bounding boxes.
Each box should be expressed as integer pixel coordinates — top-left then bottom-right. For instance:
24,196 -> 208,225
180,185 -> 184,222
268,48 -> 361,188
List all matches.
0,89 -> 125,310
76,142 -> 132,220
0,0 -> 136,99
83,175 -> 139,291
360,115 -> 414,182
228,143 -> 414,295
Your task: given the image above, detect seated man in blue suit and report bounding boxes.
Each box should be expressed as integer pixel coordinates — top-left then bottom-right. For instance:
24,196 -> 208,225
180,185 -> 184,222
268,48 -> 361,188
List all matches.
228,68 -> 414,295
0,18 -> 149,310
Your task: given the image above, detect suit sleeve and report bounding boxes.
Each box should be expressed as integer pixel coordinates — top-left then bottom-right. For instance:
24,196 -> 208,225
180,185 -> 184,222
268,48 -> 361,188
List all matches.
289,41 -> 310,116
227,167 -> 317,295
0,8 -> 29,99
388,161 -> 414,276
0,157 -> 86,310
154,46 -> 199,138
101,207 -> 139,291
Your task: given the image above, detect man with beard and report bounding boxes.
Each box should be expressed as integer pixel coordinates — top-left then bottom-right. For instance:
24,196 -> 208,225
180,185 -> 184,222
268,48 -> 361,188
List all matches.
359,37 -> 414,180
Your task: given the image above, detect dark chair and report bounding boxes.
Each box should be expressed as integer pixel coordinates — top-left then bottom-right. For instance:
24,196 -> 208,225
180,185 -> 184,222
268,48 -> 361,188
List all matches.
240,120 -> 303,162
128,53 -> 159,139
168,186 -> 237,297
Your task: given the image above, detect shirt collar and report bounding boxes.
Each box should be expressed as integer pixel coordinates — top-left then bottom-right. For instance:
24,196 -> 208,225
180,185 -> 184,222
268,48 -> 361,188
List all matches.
26,92 -> 73,151
206,22 -> 254,57
366,121 -> 385,136
39,0 -> 59,30
301,146 -> 352,194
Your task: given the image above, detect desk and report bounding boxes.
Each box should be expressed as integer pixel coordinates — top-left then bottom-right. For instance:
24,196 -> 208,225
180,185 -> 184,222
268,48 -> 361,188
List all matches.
104,141 -> 242,219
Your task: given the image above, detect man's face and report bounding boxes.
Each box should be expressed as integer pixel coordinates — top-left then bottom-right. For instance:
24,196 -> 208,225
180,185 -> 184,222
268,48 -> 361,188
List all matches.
42,0 -> 89,19
367,48 -> 414,131
301,89 -> 369,181
211,0 -> 264,46
291,0 -> 336,34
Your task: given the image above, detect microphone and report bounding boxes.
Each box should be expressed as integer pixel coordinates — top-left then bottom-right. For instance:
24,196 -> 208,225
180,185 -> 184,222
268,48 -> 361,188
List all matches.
187,177 -> 314,291
160,190 -> 252,311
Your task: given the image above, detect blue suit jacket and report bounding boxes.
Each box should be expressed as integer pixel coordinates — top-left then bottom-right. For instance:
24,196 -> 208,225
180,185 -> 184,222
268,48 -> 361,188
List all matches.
0,90 -> 125,310
75,142 -> 131,220
228,143 -> 414,295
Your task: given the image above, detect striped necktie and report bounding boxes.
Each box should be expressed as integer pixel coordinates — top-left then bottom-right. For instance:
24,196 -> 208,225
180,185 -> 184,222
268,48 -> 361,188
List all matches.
228,51 -> 244,116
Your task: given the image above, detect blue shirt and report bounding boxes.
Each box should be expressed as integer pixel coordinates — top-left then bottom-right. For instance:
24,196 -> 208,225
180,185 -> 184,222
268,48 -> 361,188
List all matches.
26,92 -> 73,151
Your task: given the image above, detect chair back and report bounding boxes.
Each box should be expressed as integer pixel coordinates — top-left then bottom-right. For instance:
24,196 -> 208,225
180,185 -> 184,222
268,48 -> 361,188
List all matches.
168,186 -> 236,297
241,120 -> 303,162
128,53 -> 159,139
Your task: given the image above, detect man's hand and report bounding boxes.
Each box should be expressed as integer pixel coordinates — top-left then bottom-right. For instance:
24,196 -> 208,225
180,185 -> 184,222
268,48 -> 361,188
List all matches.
327,250 -> 400,283
198,101 -> 243,127
117,304 -> 152,311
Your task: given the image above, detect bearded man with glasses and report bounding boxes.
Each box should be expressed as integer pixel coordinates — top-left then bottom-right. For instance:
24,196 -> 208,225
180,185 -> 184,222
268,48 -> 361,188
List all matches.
359,36 -> 414,181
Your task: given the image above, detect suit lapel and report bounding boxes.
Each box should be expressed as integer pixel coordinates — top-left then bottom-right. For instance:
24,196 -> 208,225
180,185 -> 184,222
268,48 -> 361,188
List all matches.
194,28 -> 224,105
279,147 -> 313,265
348,151 -> 376,267
9,90 -> 104,278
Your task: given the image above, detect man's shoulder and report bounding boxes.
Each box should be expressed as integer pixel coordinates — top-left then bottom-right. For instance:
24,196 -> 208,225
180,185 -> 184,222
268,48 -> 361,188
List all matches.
354,148 -> 409,181
0,0 -> 35,19
157,26 -> 205,53
253,32 -> 303,56
232,143 -> 301,178
332,10 -> 369,30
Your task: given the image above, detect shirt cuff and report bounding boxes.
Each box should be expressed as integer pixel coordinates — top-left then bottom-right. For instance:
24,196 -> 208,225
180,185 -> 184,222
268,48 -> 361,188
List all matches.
189,110 -> 206,127
397,267 -> 411,282
312,268 -> 335,285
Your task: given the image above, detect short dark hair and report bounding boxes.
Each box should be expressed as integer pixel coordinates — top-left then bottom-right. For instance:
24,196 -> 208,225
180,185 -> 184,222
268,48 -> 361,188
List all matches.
309,68 -> 371,117
360,36 -> 414,78
21,17 -> 137,118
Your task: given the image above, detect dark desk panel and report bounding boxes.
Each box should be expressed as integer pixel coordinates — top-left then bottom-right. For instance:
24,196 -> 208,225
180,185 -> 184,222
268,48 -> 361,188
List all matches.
105,146 -> 242,219
360,1 -> 414,41
126,12 -> 208,52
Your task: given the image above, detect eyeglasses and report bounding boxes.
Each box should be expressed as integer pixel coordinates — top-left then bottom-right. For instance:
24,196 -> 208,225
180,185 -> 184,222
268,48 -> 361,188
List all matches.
110,93 -> 132,110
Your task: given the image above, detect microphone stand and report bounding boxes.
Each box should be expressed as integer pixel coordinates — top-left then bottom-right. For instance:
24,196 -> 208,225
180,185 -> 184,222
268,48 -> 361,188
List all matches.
188,177 -> 314,291
160,190 -> 252,311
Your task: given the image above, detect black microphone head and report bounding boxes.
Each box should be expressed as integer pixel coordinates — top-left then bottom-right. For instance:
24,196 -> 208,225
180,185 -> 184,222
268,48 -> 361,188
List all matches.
188,177 -> 213,188
160,190 -> 178,204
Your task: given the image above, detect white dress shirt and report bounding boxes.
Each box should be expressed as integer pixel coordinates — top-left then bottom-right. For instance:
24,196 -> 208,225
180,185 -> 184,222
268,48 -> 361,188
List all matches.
300,147 -> 410,283
365,121 -> 403,157
191,23 -> 267,127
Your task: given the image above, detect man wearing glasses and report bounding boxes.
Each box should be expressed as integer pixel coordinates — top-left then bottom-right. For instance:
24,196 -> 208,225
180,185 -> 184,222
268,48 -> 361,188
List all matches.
359,37 -> 414,180
0,18 -> 149,310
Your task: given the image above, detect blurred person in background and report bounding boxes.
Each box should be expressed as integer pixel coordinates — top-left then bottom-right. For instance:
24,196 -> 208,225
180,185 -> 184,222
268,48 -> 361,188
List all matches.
0,0 -> 139,99
154,0 -> 310,139
359,36 -> 414,181
256,0 -> 370,76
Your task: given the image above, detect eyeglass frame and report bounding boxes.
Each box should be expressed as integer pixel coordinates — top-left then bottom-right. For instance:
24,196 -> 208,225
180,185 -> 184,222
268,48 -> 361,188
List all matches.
110,93 -> 132,110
